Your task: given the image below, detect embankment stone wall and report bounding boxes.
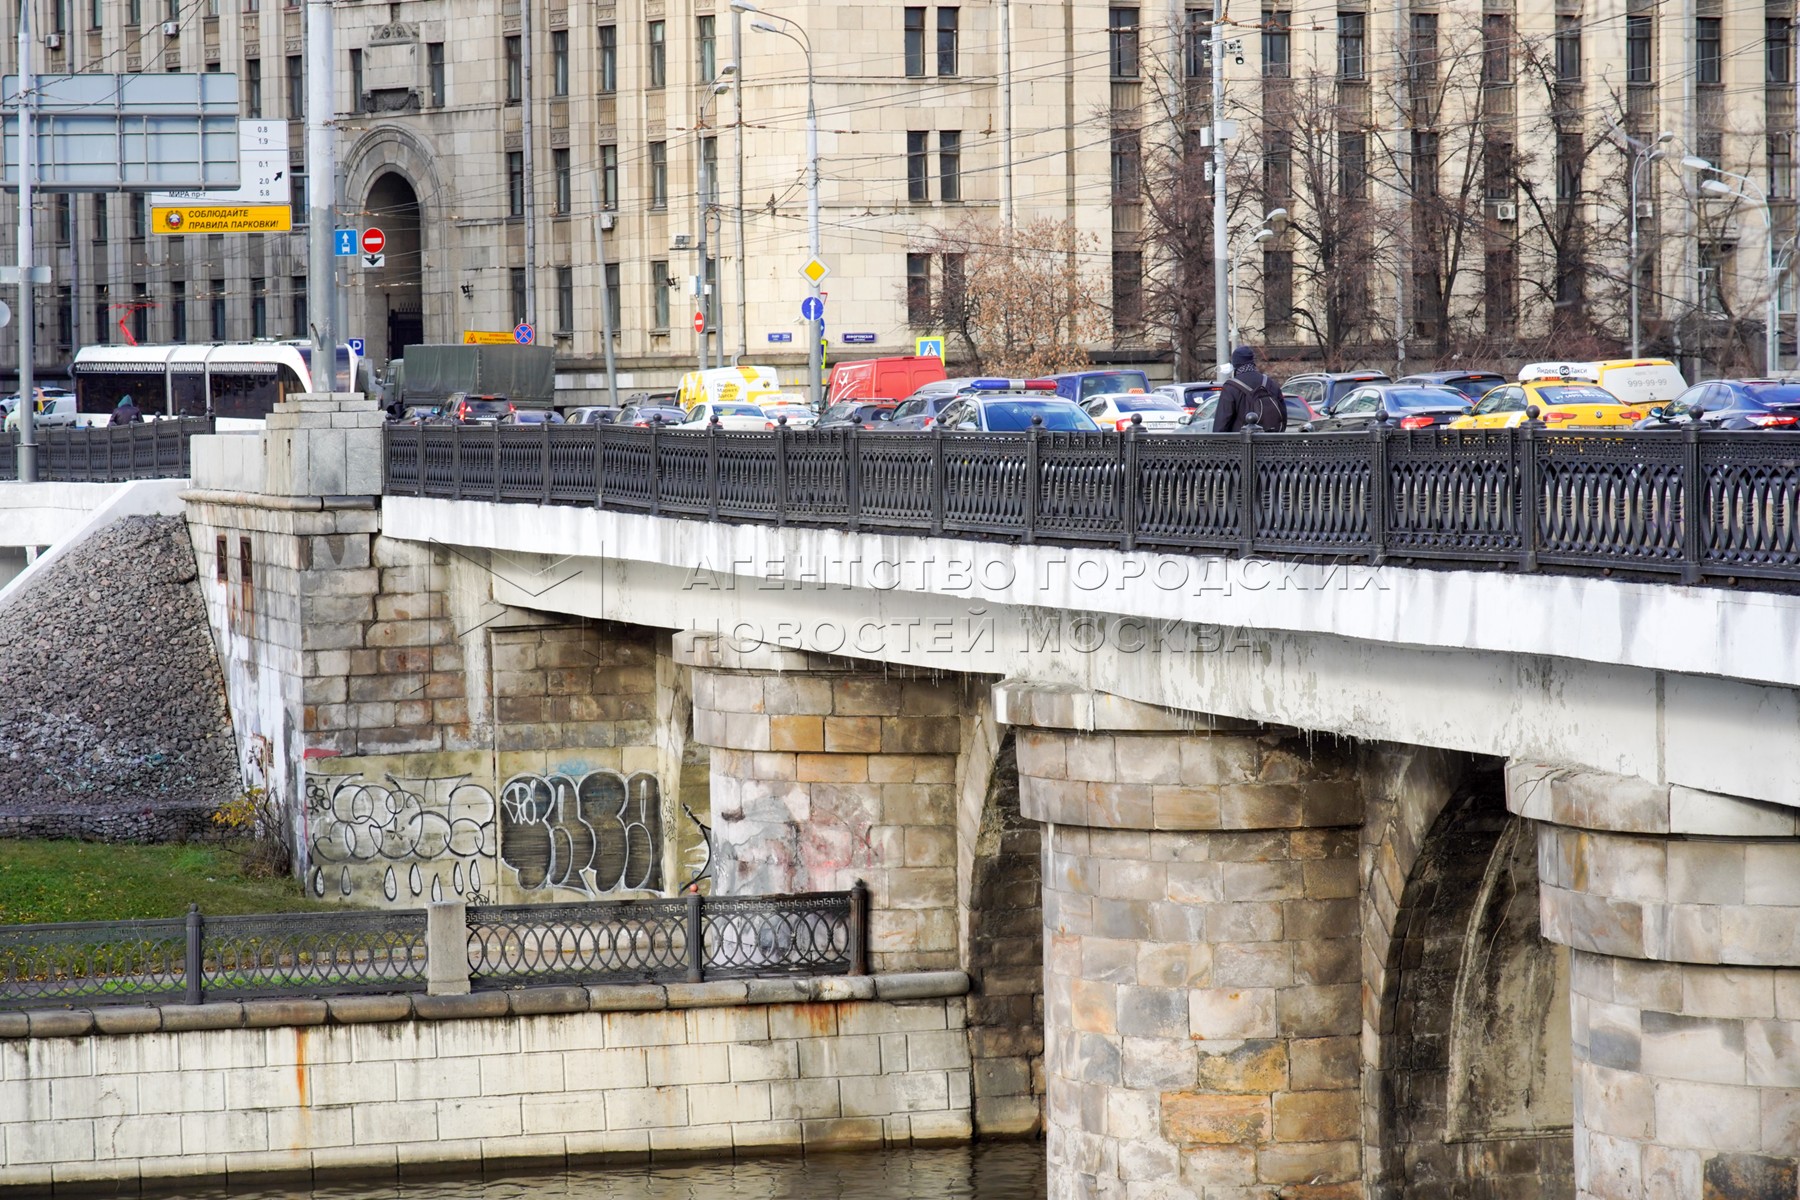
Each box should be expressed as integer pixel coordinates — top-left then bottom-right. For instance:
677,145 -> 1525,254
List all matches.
0,974 -> 974,1194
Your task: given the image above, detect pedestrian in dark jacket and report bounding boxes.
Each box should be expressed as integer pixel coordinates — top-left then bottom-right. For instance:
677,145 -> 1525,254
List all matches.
111,395 -> 142,426
1212,345 -> 1287,433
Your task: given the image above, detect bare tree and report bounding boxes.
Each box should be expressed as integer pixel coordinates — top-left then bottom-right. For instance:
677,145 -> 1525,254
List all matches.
909,216 -> 1111,377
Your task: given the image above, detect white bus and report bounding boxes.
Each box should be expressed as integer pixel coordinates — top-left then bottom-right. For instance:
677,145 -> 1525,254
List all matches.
69,341 -> 368,428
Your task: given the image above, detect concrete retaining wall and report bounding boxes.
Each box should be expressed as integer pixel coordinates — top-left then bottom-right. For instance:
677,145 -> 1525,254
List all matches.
0,973 -> 975,1194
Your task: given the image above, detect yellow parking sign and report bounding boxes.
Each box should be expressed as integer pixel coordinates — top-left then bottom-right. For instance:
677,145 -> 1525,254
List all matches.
915,337 -> 945,359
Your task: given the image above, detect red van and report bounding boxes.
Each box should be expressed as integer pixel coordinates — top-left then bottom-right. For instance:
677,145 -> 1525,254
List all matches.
826,355 -> 948,403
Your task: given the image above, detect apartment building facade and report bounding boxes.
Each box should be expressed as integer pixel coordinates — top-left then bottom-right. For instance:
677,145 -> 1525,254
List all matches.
0,0 -> 1790,390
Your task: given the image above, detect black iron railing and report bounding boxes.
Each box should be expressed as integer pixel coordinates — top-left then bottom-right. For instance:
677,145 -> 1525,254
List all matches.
0,417 -> 213,483
465,885 -> 868,990
383,421 -> 1800,583
0,905 -> 427,1009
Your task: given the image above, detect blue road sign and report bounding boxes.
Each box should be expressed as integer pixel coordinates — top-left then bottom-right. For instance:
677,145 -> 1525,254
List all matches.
800,295 -> 824,322
346,337 -> 365,356
334,229 -> 356,256
767,332 -> 794,343
915,337 -> 946,358
843,332 -> 877,344
514,322 -> 535,345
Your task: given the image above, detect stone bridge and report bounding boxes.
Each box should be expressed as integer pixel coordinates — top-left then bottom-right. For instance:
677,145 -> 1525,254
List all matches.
88,395 -> 1800,1197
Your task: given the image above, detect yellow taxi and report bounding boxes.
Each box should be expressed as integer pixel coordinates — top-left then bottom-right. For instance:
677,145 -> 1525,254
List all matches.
1448,378 -> 1649,430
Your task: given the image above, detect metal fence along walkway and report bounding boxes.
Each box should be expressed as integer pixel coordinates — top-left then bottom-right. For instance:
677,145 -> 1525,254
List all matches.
384,422 -> 1800,585
0,417 -> 213,482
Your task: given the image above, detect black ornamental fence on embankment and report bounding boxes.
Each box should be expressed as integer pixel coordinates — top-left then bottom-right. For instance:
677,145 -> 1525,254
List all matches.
0,417 -> 213,483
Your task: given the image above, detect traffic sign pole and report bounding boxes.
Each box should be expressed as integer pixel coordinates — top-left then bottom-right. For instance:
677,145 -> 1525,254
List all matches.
307,0 -> 339,392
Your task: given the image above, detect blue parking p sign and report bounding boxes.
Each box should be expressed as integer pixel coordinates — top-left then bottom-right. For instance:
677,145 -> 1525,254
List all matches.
346,338 -> 365,356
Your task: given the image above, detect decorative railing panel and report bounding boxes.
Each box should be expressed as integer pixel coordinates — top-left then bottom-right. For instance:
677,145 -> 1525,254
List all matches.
0,417 -> 213,483
384,422 -> 1800,585
467,885 -> 866,990
0,917 -> 188,1007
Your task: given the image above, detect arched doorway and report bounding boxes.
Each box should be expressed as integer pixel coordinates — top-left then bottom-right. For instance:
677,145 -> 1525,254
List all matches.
364,172 -> 423,366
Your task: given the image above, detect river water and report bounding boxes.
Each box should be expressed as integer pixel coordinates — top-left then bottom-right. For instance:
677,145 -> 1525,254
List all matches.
180,1143 -> 1047,1200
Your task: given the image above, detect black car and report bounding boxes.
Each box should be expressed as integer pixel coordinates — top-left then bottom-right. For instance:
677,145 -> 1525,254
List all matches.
1640,379 -> 1800,430
1305,383 -> 1468,432
617,404 -> 687,426
1282,370 -> 1391,416
1395,370 -> 1508,403
816,401 -> 900,430
503,409 -> 565,425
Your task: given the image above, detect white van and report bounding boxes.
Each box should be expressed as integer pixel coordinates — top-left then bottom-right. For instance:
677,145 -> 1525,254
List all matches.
1517,359 -> 1687,406
676,365 -> 782,410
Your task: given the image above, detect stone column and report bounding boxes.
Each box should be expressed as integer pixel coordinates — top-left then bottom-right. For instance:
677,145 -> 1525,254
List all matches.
1509,765 -> 1800,1197
674,633 -> 965,973
1002,682 -> 1364,1200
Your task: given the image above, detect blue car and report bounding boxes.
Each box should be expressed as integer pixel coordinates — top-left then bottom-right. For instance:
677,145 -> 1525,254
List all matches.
1638,379 -> 1800,430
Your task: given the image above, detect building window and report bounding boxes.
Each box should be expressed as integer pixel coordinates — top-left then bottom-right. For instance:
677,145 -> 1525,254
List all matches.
95,283 -> 110,345
1337,132 -> 1366,199
281,54 -> 300,121
1484,248 -> 1515,333
53,286 -> 70,350
1263,130 -> 1291,201
1697,17 -> 1721,85
553,148 -> 571,214
1484,139 -> 1514,199
907,131 -> 929,201
1699,244 -> 1729,314
906,253 -> 931,325
551,30 -> 569,96
250,277 -> 267,338
130,193 -> 147,239
1626,15 -> 1652,84
170,280 -> 186,342
1112,250 -> 1142,330
128,0 -> 140,23
427,43 -> 445,106
350,49 -> 364,105
941,252 -> 966,315
1408,12 -> 1436,85
1337,12 -> 1364,80
1264,250 -> 1293,328
701,136 -> 718,204
1772,133 -> 1793,199
937,7 -> 958,76
1185,10 -> 1209,80
939,131 -> 961,202
1108,7 -> 1139,79
290,171 -> 306,227
290,276 -> 305,335
507,150 -> 525,216
601,144 -> 619,208
53,195 -> 69,244
1556,132 -> 1582,200
648,20 -> 666,88
1262,10 -> 1290,78
904,8 -> 926,76
650,141 -> 668,208
1412,130 -> 1438,197
210,279 -> 226,340
599,25 -> 617,92
698,15 -> 716,81
1482,14 -> 1509,85
1111,128 -> 1141,203
1770,18 -> 1792,85
604,263 -> 622,332
132,283 -> 149,344
1554,16 -> 1580,85
505,35 -> 522,102
556,266 -> 574,333
93,194 -> 108,244
245,58 -> 261,117
510,267 -> 527,326
652,260 -> 671,329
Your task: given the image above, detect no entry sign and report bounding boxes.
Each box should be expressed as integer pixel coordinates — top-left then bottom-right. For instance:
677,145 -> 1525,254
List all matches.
693,312 -> 705,334
361,227 -> 386,255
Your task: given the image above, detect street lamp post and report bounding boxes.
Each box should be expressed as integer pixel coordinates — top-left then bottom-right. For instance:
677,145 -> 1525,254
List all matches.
1624,130 -> 1672,358
1228,208 -> 1286,347
695,77 -> 734,372
736,2 -> 822,407
1685,155 -> 1780,373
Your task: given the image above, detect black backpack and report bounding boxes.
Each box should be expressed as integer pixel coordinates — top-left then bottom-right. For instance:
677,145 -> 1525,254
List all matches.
1230,372 -> 1287,432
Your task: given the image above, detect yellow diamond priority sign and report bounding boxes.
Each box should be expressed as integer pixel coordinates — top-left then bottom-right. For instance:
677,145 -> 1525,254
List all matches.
800,257 -> 830,286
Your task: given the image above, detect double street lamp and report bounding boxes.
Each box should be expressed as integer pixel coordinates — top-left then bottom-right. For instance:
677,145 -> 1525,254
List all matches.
695,73 -> 735,371
1229,208 -> 1287,350
731,0 -> 823,408
1684,154 -> 1782,373
1622,130 -> 1672,358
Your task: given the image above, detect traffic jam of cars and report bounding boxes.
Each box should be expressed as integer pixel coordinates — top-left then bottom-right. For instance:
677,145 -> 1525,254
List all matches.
380,353 -> 1794,439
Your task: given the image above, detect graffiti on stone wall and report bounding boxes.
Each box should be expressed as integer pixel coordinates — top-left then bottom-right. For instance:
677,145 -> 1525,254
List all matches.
304,773 -> 495,903
681,803 -> 715,894
497,769 -> 662,895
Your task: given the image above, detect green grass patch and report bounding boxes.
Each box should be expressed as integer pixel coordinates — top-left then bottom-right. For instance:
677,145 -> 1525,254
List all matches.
0,840 -> 346,925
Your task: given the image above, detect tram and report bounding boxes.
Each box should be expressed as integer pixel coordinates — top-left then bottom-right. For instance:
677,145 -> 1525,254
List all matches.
68,341 -> 368,428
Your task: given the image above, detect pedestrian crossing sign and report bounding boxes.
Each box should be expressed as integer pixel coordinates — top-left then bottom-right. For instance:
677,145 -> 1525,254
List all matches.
915,337 -> 945,359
